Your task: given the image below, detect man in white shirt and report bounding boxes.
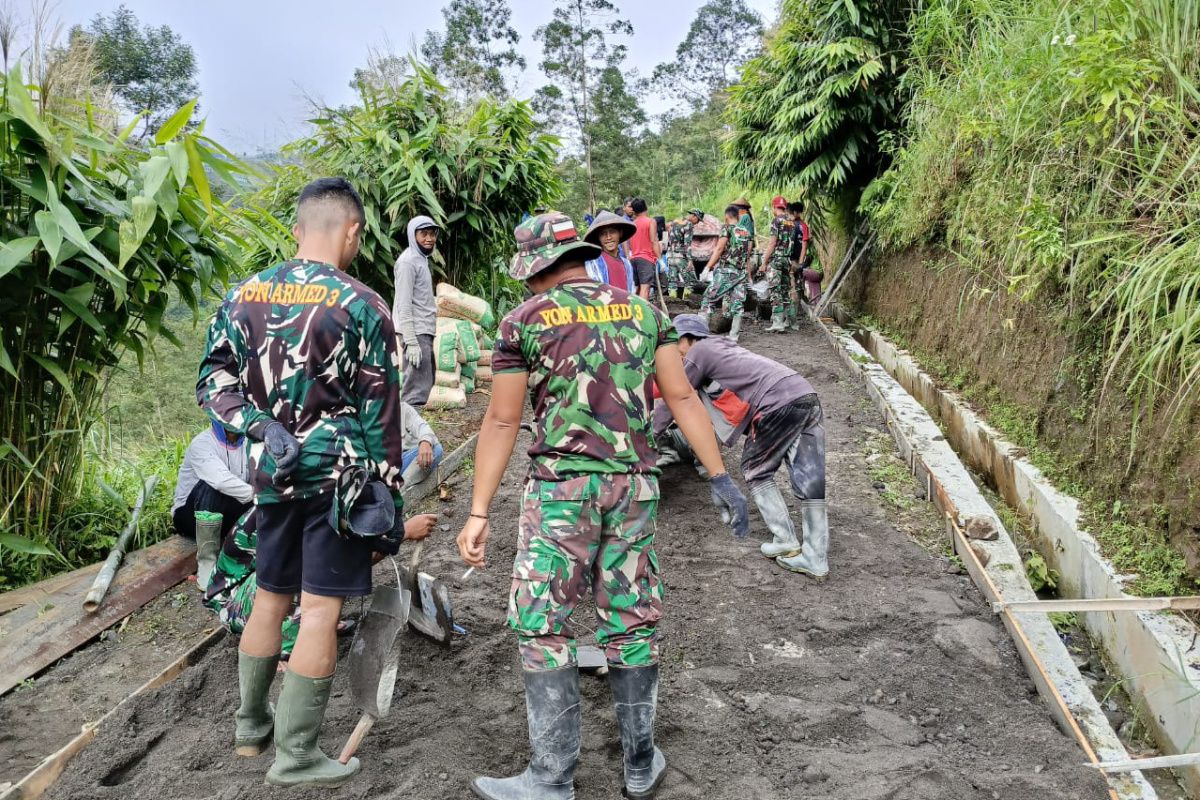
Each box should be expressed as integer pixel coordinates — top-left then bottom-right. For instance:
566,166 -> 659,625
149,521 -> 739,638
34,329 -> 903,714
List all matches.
172,422 -> 254,587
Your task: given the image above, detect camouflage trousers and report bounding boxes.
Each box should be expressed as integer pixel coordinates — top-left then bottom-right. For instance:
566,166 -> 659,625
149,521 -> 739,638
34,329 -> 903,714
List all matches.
666,253 -> 690,291
205,576 -> 301,656
700,267 -> 747,318
766,259 -> 792,317
508,473 -> 663,671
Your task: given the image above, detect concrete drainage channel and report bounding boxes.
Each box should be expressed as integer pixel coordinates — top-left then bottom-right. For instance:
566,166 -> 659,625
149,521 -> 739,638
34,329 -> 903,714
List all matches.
805,306 -> 1158,800
825,311 -> 1200,798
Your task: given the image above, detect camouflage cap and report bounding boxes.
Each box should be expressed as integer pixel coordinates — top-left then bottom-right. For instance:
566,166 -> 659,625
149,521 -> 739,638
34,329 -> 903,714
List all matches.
510,212 -> 602,281
687,208 -> 704,219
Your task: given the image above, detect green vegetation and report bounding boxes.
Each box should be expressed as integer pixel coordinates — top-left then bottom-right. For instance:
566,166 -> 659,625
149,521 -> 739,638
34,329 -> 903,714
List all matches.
240,63 -> 559,309
862,0 -> 1200,411
0,61 -> 249,587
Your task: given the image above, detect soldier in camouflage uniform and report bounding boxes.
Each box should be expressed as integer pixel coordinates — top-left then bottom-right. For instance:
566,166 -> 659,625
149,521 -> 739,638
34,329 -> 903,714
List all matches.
698,205 -> 755,342
762,195 -> 796,332
456,212 -> 749,800
664,220 -> 688,298
199,178 -> 425,789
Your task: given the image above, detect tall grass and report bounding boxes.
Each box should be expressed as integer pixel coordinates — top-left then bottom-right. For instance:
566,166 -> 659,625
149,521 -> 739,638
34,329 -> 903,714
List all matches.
862,0 -> 1200,411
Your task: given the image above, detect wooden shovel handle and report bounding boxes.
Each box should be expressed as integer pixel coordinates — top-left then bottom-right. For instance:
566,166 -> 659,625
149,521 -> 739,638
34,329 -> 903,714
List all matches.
339,713 -> 375,763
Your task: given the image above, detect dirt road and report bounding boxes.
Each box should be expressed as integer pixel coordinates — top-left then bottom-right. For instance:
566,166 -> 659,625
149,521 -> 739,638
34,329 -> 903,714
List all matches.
44,314 -> 1111,800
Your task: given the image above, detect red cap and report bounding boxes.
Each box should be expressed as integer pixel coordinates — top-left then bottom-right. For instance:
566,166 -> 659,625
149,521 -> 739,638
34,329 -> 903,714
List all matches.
771,195 -> 787,209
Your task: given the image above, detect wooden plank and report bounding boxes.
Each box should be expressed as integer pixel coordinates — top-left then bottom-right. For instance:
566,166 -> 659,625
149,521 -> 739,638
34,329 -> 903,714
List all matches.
0,627 -> 225,800
402,433 -> 478,505
995,597 -> 1200,614
0,564 -> 101,616
1090,753 -> 1200,773
0,537 -> 196,698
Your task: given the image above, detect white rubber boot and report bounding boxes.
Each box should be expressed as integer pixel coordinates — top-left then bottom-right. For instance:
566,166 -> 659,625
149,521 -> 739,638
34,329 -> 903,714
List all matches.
777,499 -> 829,578
753,483 -> 801,559
728,315 -> 743,343
765,312 -> 787,333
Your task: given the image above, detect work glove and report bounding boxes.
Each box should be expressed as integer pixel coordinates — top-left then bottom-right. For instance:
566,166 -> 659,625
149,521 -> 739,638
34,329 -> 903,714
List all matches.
261,421 -> 300,483
405,340 -> 422,369
709,473 -> 750,539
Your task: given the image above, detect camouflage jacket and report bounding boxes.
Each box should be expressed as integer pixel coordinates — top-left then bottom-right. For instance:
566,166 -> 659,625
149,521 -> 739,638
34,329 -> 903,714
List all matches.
719,221 -> 754,273
491,277 -> 678,481
667,222 -> 689,257
198,259 -> 407,506
769,216 -> 795,266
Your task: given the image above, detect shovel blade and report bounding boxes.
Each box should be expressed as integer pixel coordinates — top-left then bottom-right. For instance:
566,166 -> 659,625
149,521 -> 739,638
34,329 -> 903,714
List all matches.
346,585 -> 408,717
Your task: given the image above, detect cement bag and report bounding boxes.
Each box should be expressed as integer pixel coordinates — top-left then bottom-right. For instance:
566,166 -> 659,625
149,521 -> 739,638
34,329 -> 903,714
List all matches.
475,365 -> 493,383
435,317 -> 461,335
426,385 -> 467,409
478,350 -> 492,367
455,320 -> 481,364
436,284 -> 495,327
479,334 -> 495,350
433,331 -> 459,373
435,364 -> 461,388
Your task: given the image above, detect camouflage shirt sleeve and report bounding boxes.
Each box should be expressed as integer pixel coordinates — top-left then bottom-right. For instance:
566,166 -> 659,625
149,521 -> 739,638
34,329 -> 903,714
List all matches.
197,293 -> 275,439
353,300 -> 408,507
491,312 -> 529,374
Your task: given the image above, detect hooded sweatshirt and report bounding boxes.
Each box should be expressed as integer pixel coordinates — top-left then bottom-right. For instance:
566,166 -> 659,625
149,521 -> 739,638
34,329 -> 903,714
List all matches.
392,215 -> 438,342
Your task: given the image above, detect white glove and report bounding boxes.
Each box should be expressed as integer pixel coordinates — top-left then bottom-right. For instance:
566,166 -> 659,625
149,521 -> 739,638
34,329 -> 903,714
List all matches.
405,340 -> 422,369
699,267 -> 713,283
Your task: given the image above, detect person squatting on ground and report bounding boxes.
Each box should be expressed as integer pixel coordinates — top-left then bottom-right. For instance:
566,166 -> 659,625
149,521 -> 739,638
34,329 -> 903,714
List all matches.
400,400 -> 444,485
583,210 -> 637,294
456,212 -> 749,800
653,314 -> 830,578
393,214 -> 441,406
171,421 -> 254,590
626,198 -> 662,301
204,507 -> 437,661
199,177 -> 430,788
699,205 -> 755,342
762,195 -> 797,333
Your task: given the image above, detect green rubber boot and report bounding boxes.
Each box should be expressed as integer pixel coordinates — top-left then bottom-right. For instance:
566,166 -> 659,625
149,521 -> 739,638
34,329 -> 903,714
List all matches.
267,671 -> 360,788
235,651 -> 278,756
194,510 -> 223,591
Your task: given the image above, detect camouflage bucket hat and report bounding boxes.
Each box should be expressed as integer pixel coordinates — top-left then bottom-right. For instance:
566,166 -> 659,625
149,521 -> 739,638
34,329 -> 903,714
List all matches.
509,212 -> 602,281
687,208 -> 704,219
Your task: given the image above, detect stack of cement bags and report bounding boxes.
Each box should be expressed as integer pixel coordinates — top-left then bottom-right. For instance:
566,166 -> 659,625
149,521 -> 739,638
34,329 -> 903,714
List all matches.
426,283 -> 496,409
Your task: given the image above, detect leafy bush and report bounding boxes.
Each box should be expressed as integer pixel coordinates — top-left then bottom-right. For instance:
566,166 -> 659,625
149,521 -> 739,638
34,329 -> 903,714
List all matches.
0,65 -> 249,586
240,63 -> 562,305
861,0 -> 1200,407
725,0 -> 913,197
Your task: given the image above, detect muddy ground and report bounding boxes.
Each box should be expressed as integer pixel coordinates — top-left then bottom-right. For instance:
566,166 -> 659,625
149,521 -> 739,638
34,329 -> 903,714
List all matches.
39,312 -> 1112,800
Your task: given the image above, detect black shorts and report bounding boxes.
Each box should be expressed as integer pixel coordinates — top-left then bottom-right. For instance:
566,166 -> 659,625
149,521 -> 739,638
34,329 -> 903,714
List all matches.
255,493 -> 375,598
632,258 -> 657,288
741,394 -> 823,485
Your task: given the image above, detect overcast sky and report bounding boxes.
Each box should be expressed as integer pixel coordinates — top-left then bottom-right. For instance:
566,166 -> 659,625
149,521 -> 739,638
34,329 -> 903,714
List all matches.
54,0 -> 778,153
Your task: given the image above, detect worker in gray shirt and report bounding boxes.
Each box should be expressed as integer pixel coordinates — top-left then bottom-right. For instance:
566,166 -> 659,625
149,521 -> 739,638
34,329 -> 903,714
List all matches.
393,215 -> 440,405
172,421 -> 254,588
654,314 -> 829,578
400,401 -> 443,485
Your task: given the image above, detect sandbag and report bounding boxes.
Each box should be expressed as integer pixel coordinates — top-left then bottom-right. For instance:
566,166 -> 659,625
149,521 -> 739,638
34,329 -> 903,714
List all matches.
462,375 -> 476,394
426,385 -> 467,409
435,364 -> 461,387
433,331 -> 459,373
461,361 -> 477,381
435,283 -> 495,327
478,350 -> 492,367
475,365 -> 493,383
455,320 -> 481,364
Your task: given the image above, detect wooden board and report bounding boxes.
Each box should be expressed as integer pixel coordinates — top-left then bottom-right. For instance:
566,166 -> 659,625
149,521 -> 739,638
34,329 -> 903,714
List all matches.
0,627 -> 225,800
0,564 -> 102,616
0,536 -> 196,698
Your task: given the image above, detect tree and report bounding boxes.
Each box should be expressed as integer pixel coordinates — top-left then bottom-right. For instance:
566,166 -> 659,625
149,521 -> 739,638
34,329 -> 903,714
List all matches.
725,0 -> 911,198
534,0 -> 635,211
74,5 -> 199,140
652,0 -> 763,106
420,0 -> 525,101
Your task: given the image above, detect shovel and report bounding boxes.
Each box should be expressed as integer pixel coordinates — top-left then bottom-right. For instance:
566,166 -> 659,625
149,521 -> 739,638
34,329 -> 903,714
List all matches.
397,540 -> 455,645
338,563 -> 410,763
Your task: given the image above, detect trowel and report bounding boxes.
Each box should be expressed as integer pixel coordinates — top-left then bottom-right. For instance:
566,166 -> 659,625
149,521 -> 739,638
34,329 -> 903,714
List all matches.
338,567 -> 410,763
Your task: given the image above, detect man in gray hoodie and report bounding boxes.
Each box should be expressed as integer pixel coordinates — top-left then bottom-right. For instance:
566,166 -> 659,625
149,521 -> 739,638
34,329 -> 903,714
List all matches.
392,215 -> 440,405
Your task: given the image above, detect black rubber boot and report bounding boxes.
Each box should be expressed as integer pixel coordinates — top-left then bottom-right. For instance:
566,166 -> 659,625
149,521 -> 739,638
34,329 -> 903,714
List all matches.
472,666 -> 580,800
608,665 -> 666,799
